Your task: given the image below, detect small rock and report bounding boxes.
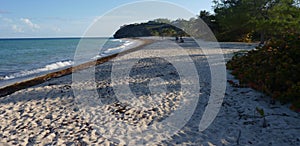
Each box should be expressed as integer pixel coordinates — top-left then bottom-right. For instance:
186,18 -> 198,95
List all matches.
45,114 -> 53,120
73,107 -> 79,112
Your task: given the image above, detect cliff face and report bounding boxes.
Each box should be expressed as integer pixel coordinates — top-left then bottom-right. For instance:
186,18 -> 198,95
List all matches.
113,21 -> 186,38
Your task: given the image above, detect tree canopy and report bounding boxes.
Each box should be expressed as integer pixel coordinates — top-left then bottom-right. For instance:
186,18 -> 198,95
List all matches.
114,0 -> 300,42
213,0 -> 300,42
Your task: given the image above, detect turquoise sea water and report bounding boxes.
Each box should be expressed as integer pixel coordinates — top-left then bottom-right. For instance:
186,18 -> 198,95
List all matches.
0,38 -> 129,84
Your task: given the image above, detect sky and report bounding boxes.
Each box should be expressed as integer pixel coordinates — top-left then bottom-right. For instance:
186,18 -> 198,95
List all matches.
0,0 -> 213,38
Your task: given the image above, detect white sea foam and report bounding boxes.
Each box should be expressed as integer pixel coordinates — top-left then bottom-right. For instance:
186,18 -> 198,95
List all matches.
103,41 -> 133,54
92,40 -> 139,60
2,60 -> 73,80
110,39 -> 122,42
1,39 -> 140,81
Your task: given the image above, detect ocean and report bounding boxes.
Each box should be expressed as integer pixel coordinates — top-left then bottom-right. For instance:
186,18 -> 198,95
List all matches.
0,37 -> 133,87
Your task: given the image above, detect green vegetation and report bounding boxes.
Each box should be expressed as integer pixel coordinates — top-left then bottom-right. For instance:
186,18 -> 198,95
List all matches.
114,0 -> 300,42
256,107 -> 267,127
113,0 -> 300,111
113,20 -> 187,38
227,34 -> 300,110
113,15 -> 217,39
222,0 -> 300,111
213,0 -> 300,43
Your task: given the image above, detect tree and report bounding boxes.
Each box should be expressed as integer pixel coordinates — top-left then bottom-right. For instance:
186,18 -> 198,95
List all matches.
214,0 -> 254,41
198,10 -> 219,38
246,0 -> 300,43
213,0 -> 300,43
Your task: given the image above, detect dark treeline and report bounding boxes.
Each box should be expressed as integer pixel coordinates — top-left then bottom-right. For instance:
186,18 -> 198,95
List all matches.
170,0 -> 300,43
212,0 -> 300,43
113,21 -> 187,39
115,0 -> 300,43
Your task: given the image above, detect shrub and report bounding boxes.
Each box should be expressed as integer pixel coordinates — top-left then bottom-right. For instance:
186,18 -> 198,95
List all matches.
227,34 -> 300,111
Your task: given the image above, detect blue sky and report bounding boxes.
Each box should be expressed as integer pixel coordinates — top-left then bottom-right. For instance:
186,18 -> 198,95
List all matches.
0,0 -> 213,38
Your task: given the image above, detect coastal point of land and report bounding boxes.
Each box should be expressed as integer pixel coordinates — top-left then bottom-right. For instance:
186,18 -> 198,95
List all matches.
0,38 -> 299,145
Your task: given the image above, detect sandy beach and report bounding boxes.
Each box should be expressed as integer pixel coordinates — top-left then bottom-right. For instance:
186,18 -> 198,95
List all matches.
0,38 -> 299,146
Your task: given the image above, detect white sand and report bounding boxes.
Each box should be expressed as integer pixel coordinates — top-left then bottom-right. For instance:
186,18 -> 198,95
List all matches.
0,38 -> 299,146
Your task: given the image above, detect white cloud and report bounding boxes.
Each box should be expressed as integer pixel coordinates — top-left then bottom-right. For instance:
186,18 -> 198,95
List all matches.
12,25 -> 24,33
20,18 -> 40,30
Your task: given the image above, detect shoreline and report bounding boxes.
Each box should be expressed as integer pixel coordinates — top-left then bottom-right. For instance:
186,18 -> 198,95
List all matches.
0,38 -> 153,97
0,38 -> 299,145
